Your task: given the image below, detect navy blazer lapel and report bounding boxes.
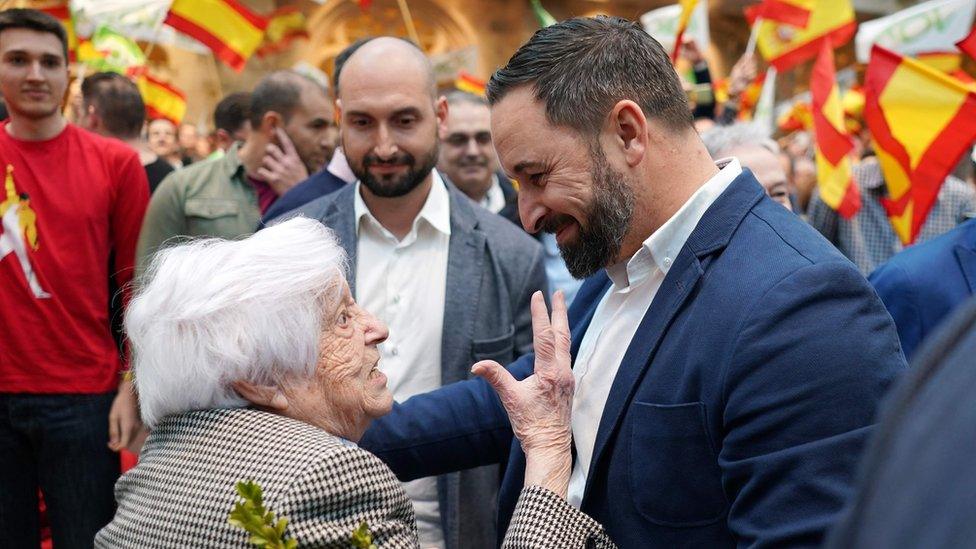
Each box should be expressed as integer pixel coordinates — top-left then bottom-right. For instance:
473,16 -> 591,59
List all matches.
321,185 -> 359,295
570,273 -> 611,361
954,244 -> 976,294
580,252 -> 703,506
580,172 -> 766,507
440,186 -> 487,385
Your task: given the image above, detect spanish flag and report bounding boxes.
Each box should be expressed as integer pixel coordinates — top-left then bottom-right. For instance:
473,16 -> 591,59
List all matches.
749,0 -> 856,71
671,0 -> 699,62
745,0 -> 814,29
455,71 -> 486,96
864,45 -> 976,244
811,40 -> 859,218
957,24 -> 976,62
778,100 -> 813,132
256,6 -> 308,57
164,0 -> 269,72
135,73 -> 187,125
40,5 -> 78,62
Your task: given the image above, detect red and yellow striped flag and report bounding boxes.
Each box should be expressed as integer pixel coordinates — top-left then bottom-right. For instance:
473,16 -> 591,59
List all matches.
455,71 -> 486,96
671,0 -> 699,62
916,51 -> 963,74
956,24 -> 976,62
256,6 -> 308,57
749,0 -> 856,71
39,5 -> 78,62
164,0 -> 269,72
864,45 -> 976,245
812,39 -> 860,218
135,73 -> 187,125
778,100 -> 813,132
745,0 -> 814,29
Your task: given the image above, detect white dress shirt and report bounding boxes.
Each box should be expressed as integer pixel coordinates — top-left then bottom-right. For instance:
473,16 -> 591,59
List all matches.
479,174 -> 507,214
354,173 -> 451,548
566,159 -> 742,508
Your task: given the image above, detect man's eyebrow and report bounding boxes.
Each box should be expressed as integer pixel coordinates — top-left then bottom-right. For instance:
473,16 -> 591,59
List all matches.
391,107 -> 422,118
512,160 -> 545,175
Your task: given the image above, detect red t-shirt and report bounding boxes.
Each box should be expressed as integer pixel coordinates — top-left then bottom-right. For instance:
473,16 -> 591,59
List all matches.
0,122 -> 149,393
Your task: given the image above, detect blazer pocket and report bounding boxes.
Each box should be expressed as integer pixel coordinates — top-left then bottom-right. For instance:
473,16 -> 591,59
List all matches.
185,199 -> 240,219
471,326 -> 515,363
628,401 -> 727,527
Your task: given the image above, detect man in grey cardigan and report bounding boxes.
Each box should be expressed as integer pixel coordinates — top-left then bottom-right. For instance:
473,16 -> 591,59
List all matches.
269,37 -> 547,549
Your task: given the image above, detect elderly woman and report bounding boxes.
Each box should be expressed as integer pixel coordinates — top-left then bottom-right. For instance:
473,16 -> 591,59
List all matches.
95,217 -> 614,548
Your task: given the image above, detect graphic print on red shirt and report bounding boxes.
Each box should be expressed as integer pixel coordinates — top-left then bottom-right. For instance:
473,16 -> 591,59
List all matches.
0,123 -> 149,393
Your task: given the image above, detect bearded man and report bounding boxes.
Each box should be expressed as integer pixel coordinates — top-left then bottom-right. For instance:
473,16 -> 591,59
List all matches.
358,16 -> 907,548
287,37 -> 547,549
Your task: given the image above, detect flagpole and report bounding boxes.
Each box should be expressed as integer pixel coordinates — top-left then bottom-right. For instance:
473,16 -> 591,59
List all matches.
746,17 -> 762,58
395,0 -> 422,47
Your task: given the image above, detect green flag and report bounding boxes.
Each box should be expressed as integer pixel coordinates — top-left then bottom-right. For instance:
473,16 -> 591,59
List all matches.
530,0 -> 557,28
78,25 -> 146,74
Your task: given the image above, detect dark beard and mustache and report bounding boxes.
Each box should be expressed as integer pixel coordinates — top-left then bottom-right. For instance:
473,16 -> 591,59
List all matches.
351,143 -> 440,198
543,147 -> 636,279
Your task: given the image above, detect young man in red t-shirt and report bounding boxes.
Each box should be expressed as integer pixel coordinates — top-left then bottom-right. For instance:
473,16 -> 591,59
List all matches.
0,9 -> 148,548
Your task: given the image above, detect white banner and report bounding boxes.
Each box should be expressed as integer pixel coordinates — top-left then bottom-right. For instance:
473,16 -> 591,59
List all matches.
855,0 -> 976,63
640,1 -> 710,54
70,0 -> 210,54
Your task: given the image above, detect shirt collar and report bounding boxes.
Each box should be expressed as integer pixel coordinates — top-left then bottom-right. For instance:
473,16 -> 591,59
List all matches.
480,174 -> 507,213
327,147 -> 358,185
354,170 -> 452,239
224,141 -> 245,180
607,158 -> 742,289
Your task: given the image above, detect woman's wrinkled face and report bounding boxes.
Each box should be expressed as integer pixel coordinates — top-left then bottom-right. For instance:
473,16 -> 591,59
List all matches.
315,281 -> 393,430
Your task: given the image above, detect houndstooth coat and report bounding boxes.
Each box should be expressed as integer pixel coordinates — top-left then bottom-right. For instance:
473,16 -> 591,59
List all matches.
95,408 -> 418,548
95,407 -> 615,548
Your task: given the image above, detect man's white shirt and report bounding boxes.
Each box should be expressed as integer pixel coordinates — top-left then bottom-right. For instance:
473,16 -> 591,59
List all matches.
566,159 -> 742,508
479,174 -> 507,214
354,172 -> 451,548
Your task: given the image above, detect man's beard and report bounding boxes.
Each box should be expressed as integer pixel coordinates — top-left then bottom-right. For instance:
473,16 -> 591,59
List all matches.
544,147 -> 635,279
352,143 -> 440,198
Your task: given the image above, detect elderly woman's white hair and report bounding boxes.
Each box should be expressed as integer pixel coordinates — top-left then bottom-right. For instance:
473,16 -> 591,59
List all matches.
700,122 -> 781,158
126,217 -> 347,427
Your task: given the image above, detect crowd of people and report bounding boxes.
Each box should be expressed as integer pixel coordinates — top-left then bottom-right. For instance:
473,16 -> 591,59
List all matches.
1,6 -> 976,549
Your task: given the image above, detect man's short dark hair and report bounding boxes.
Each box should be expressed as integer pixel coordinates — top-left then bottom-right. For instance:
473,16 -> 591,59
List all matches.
486,16 -> 692,136
0,9 -> 69,63
81,72 -> 145,140
249,70 -> 321,129
214,92 -> 250,134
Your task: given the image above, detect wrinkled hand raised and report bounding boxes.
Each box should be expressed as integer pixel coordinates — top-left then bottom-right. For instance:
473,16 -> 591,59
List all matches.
472,291 -> 574,497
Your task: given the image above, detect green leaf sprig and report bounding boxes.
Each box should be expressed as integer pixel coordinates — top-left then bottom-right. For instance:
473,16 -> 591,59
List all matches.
228,480 -> 298,549
350,521 -> 377,549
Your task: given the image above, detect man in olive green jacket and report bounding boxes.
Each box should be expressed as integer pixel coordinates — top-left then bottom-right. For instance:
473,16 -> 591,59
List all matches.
136,71 -> 333,276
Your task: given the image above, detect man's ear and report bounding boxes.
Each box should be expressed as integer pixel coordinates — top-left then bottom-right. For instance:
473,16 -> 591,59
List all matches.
260,112 -> 283,139
607,100 -> 648,168
86,105 -> 100,131
231,380 -> 289,411
435,96 -> 449,128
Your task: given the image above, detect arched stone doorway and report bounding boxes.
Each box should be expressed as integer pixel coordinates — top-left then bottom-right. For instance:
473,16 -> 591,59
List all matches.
305,0 -> 480,85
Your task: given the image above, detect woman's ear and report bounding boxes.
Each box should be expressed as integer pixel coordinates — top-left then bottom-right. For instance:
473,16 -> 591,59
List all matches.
232,380 -> 289,411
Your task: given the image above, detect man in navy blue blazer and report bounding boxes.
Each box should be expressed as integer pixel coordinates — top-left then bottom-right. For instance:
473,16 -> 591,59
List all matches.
359,16 -> 906,548
869,218 -> 976,360
260,166 -> 346,225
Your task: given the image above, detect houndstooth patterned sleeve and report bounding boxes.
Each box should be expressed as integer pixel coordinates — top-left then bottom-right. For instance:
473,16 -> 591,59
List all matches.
503,485 -> 616,549
276,443 -> 419,548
